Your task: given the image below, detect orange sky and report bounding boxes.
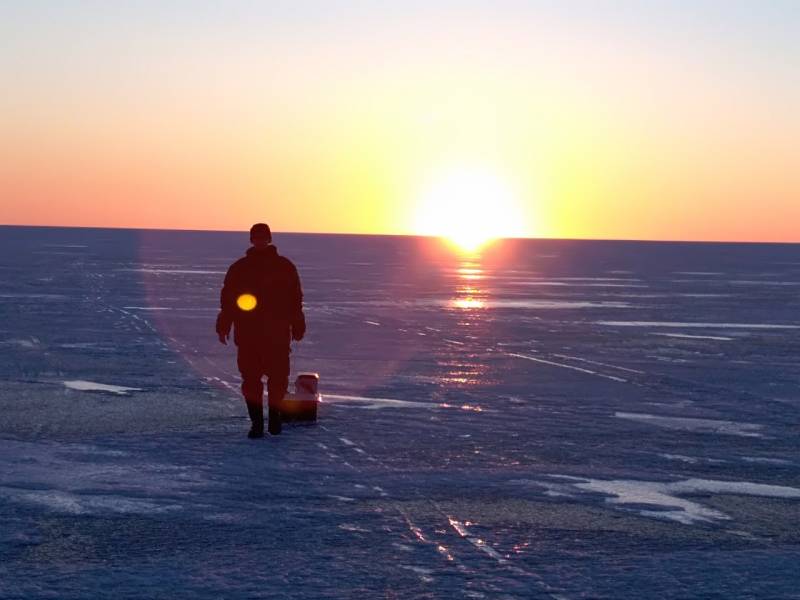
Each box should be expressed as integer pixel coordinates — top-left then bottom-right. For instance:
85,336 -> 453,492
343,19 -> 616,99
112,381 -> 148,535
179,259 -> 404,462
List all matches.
1,2 -> 798,242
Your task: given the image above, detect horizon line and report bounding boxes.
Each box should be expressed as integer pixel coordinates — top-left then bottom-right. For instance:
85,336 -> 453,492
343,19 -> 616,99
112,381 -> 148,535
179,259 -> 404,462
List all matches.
1,222 -> 798,246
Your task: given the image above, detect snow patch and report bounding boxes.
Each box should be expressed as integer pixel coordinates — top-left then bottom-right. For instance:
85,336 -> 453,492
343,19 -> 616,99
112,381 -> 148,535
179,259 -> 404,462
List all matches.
127,268 -> 225,275
597,321 -> 800,330
659,454 -> 700,464
741,456 -> 792,466
652,333 -> 734,341
2,338 -> 41,349
0,293 -> 67,299
324,394 -> 433,410
59,342 -> 107,349
0,488 -> 180,515
63,380 -> 142,395
532,477 -> 800,524
576,479 -> 727,524
393,542 -> 414,552
729,280 -> 800,286
401,565 -> 434,578
675,293 -> 731,298
616,412 -> 763,437
339,523 -> 370,533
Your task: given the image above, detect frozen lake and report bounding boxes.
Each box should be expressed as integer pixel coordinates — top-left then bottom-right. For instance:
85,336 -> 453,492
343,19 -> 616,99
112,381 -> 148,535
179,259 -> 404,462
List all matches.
1,226 -> 799,598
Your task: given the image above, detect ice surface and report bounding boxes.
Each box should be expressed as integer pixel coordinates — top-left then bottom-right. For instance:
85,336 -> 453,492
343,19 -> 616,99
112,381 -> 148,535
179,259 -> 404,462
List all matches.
2,228 -> 800,598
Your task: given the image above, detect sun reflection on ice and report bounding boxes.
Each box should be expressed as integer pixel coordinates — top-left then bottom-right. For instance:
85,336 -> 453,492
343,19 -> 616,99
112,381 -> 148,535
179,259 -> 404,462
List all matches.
450,260 -> 489,311
442,258 -> 493,388
438,403 -> 484,412
456,266 -> 484,281
452,296 -> 485,310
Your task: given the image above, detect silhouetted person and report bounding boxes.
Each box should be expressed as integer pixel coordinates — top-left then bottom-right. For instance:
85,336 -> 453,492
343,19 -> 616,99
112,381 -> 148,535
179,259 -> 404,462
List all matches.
216,223 -> 306,437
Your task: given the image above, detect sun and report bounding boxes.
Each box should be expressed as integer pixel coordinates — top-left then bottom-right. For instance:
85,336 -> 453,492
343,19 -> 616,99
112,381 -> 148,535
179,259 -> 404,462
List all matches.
414,166 -> 526,252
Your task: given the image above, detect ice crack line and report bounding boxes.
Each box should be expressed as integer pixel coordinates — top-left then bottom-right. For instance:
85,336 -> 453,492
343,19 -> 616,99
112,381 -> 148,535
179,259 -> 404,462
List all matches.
324,430 -> 474,578
434,503 -> 570,600
506,352 -> 628,383
396,507 -> 467,572
551,353 -> 645,375
325,432 -> 569,598
446,516 -> 507,564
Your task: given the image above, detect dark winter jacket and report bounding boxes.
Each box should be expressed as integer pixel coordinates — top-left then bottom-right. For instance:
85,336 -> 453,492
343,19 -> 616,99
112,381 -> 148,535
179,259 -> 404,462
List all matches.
215,245 -> 305,347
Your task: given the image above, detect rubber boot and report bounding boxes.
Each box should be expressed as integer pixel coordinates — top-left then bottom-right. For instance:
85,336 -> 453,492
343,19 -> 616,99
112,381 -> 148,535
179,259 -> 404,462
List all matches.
267,408 -> 282,436
246,403 -> 264,439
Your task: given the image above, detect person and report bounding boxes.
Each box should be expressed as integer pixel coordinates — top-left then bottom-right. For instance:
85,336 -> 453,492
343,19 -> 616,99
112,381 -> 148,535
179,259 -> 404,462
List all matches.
215,223 -> 306,438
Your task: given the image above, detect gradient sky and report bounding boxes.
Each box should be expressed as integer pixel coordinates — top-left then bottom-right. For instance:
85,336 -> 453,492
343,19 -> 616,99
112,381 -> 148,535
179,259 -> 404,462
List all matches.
1,1 -> 798,241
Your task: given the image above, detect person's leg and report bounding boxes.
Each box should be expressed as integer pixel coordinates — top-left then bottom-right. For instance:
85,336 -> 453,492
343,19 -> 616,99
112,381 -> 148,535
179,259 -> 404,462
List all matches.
266,352 -> 290,409
265,349 -> 290,435
237,345 -> 264,438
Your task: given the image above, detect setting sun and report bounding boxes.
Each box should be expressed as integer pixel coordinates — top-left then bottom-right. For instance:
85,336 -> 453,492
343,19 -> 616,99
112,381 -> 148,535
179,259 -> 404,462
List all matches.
413,167 -> 527,252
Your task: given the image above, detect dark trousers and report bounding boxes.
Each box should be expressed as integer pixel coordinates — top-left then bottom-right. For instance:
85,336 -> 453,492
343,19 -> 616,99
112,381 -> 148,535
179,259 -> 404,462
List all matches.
237,344 -> 290,409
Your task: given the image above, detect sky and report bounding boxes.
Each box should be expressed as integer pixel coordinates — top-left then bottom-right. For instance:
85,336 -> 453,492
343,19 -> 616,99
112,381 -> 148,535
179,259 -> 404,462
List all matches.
1,0 -> 798,242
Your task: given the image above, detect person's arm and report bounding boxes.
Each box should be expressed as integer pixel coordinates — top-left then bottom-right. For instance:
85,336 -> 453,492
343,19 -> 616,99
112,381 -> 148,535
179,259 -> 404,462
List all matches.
215,265 -> 236,344
289,262 -> 306,341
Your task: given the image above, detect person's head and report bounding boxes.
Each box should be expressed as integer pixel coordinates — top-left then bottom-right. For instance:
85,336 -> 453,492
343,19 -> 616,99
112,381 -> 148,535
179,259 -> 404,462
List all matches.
249,223 -> 272,247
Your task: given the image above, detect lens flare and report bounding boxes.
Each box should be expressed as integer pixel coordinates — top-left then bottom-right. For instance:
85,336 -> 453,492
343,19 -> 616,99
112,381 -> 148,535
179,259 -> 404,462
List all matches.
236,293 -> 257,311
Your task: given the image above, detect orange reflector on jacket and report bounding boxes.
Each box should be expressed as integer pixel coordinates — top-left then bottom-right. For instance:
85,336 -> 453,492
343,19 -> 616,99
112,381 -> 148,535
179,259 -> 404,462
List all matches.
236,293 -> 257,311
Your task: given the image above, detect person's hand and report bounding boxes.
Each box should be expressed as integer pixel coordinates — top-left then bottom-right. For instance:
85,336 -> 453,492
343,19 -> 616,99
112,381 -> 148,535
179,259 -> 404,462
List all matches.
291,314 -> 306,341
215,311 -> 231,345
